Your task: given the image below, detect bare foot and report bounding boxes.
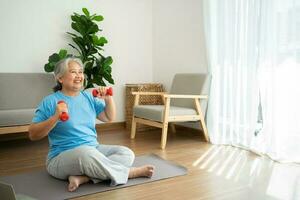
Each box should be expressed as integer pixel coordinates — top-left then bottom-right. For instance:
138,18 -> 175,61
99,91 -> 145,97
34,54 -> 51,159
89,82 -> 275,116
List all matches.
68,175 -> 90,192
128,165 -> 155,179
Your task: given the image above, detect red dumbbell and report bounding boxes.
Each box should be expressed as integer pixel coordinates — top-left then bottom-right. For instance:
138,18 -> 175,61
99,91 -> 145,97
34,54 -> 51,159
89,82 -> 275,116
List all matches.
92,87 -> 113,97
57,100 -> 69,122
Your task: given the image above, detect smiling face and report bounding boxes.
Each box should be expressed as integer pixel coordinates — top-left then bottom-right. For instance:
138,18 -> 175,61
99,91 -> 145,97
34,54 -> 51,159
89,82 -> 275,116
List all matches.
58,60 -> 84,95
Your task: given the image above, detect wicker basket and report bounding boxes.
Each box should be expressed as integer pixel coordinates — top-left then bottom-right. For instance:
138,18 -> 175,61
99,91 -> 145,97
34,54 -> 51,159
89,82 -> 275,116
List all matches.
125,83 -> 164,131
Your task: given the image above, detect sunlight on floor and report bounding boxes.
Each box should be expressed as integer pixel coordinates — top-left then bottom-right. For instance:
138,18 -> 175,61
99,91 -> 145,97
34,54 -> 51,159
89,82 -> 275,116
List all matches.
193,145 -> 300,200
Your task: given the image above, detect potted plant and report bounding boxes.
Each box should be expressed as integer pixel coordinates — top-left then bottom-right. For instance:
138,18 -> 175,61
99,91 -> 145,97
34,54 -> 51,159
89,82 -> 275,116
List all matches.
44,8 -> 114,89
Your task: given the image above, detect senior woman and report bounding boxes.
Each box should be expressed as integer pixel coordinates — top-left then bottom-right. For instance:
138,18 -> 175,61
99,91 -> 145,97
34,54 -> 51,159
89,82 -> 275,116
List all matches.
28,57 -> 154,192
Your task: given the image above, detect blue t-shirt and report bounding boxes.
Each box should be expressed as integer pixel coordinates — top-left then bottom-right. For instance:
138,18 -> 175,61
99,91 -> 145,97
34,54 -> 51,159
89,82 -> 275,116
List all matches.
32,90 -> 105,161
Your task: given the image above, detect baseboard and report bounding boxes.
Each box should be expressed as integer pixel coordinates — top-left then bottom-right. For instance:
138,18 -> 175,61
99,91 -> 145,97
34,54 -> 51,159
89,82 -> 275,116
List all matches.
95,121 -> 126,132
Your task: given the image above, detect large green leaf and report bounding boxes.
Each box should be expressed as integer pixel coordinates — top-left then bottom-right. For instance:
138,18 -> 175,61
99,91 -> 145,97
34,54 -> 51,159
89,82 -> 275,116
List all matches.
92,35 -> 104,46
92,35 -> 98,44
92,15 -> 104,22
104,65 -> 112,73
44,63 -> 54,72
58,49 -> 67,59
85,61 -> 93,69
98,37 -> 107,44
71,21 -> 86,36
93,75 -> 106,86
48,53 -> 60,63
93,36 -> 107,46
85,79 -> 94,89
103,56 -> 113,66
103,73 -> 114,84
92,65 -> 100,74
71,15 -> 80,23
79,15 -> 88,26
87,24 -> 99,34
71,22 -> 80,34
82,8 -> 90,17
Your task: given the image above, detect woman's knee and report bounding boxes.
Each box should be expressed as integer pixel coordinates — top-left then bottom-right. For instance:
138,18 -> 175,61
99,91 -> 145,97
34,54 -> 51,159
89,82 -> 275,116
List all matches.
119,146 -> 135,159
47,159 -> 69,180
78,149 -> 104,164
47,146 -> 101,179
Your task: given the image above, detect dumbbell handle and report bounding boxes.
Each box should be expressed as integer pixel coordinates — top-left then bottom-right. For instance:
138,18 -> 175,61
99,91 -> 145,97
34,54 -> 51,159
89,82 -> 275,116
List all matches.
57,100 -> 69,122
92,87 -> 113,97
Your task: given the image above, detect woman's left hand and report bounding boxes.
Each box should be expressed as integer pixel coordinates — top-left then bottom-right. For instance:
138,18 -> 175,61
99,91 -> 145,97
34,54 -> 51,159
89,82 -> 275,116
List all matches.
96,86 -> 111,100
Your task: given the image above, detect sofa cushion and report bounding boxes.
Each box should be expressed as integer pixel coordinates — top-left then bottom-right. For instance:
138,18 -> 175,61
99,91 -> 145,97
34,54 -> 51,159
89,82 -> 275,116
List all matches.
0,73 -> 55,110
133,105 -> 197,122
0,109 -> 35,127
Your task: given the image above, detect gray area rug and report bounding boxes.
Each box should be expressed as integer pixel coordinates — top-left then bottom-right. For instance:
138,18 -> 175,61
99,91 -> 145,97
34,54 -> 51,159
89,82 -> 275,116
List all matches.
0,154 -> 187,200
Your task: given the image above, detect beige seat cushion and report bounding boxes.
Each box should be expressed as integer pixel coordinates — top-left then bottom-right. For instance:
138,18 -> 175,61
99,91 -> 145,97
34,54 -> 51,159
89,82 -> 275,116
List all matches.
0,109 -> 35,127
133,105 -> 197,122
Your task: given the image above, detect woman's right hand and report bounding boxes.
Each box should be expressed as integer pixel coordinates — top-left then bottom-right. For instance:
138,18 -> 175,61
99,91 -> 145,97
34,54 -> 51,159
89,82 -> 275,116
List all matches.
28,102 -> 68,141
55,101 -> 68,120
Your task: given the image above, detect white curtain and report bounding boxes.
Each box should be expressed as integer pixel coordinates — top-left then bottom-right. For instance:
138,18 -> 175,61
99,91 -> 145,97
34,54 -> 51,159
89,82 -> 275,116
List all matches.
203,0 -> 300,162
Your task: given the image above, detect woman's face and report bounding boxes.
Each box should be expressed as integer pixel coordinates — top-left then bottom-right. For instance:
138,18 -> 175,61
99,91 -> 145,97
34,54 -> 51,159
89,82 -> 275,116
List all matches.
59,61 -> 84,92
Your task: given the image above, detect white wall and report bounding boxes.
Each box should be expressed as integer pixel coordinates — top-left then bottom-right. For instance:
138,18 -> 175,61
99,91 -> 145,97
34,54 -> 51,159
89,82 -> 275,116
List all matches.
0,0 -> 153,122
152,0 -> 208,91
152,0 -> 208,129
0,0 -> 208,123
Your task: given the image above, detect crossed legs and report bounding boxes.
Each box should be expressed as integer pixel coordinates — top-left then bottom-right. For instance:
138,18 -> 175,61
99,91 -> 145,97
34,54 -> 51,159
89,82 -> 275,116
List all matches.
46,145 -> 154,192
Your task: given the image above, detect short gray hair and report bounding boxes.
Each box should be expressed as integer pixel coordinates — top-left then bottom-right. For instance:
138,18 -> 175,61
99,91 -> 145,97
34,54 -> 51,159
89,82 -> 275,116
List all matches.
53,57 -> 84,92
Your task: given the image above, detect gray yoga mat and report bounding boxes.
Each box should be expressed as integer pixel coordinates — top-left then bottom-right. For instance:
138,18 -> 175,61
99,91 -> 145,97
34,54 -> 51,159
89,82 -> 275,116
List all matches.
0,154 -> 187,200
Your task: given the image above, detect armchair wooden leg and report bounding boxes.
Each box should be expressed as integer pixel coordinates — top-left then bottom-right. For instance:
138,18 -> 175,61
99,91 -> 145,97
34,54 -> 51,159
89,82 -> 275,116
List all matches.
194,99 -> 209,142
131,117 -> 137,139
161,123 -> 168,149
199,119 -> 209,142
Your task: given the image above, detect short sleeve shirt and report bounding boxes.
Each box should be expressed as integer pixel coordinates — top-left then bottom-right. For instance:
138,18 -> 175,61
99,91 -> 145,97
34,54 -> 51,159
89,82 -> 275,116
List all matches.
32,90 -> 105,160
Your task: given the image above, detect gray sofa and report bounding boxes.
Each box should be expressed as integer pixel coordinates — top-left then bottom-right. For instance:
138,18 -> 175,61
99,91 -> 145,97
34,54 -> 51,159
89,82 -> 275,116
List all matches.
0,73 -> 55,134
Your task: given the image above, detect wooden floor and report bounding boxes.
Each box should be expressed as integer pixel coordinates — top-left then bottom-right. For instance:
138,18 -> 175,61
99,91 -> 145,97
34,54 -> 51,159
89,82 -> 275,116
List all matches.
1,127 -> 300,200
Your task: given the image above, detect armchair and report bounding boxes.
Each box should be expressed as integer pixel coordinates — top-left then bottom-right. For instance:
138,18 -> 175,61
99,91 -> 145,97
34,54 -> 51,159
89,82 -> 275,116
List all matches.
130,73 -> 211,149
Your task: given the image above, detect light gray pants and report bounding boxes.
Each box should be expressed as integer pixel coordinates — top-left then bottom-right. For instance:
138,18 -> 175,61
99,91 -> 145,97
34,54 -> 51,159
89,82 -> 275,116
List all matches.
46,144 -> 135,186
